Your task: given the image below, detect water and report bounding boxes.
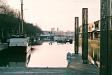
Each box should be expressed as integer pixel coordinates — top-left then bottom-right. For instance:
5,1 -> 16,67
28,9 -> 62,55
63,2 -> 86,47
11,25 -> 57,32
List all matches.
28,42 -> 74,67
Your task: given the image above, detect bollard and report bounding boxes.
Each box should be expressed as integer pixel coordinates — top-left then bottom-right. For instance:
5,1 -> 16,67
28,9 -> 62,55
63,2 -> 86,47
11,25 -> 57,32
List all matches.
67,52 -> 72,65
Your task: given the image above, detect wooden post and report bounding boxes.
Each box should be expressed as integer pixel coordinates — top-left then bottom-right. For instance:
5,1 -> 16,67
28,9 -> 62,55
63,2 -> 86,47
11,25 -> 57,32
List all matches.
82,8 -> 88,64
100,0 -> 112,75
75,17 -> 79,54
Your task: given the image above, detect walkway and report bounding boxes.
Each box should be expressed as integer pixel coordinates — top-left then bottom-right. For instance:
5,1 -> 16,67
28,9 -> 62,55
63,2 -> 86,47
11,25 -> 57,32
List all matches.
68,53 -> 99,75
0,66 -> 98,75
0,67 -> 87,75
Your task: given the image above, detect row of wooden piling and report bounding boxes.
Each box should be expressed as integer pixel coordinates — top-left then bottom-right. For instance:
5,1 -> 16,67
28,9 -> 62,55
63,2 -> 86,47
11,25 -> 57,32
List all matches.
74,0 -> 112,74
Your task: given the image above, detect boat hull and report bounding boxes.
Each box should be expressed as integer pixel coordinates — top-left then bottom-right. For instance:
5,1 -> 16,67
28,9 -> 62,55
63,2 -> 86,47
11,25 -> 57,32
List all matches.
0,46 -> 31,67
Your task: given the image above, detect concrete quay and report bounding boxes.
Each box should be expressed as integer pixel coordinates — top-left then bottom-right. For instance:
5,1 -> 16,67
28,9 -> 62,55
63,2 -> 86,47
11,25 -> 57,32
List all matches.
68,53 -> 99,75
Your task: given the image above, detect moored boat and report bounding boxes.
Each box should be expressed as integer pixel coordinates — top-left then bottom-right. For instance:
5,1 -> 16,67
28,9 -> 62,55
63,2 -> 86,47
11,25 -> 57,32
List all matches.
0,35 -> 31,67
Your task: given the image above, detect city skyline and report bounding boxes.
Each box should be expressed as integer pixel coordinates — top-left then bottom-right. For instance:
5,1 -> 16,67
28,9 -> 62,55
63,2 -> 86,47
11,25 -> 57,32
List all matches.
7,0 -> 100,31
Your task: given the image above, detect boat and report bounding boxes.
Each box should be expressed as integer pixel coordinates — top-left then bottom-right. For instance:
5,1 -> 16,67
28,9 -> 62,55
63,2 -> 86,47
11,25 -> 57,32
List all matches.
31,37 -> 43,45
0,35 -> 31,67
0,0 -> 32,67
7,35 -> 31,66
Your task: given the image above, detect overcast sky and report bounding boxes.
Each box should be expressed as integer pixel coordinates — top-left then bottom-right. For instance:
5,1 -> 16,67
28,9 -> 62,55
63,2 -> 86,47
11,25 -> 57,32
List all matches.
7,0 -> 100,31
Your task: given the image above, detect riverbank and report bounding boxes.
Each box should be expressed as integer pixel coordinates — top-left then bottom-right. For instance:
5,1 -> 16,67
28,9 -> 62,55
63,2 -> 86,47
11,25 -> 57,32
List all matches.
88,39 -> 100,67
79,38 -> 100,67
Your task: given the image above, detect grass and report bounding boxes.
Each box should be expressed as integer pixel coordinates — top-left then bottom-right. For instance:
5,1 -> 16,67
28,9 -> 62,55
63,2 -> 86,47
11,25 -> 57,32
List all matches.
88,39 -> 100,63
79,38 -> 100,64
88,39 -> 100,48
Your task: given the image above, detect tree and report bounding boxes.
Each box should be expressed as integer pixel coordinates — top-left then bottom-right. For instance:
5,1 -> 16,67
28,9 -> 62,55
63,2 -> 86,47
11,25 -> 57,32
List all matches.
0,0 -> 42,42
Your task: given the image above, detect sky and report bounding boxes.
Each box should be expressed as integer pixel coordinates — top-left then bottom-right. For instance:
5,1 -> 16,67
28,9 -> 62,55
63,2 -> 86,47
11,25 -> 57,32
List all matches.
6,0 -> 100,31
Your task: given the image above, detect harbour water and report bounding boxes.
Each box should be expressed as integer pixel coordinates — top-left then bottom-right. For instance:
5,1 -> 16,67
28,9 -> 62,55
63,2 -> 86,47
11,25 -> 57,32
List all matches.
28,42 -> 74,67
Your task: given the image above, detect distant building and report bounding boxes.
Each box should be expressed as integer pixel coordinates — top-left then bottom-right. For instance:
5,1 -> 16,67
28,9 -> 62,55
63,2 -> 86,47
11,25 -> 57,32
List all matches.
41,31 -> 74,41
79,20 -> 100,39
93,20 -> 100,38
40,31 -> 53,41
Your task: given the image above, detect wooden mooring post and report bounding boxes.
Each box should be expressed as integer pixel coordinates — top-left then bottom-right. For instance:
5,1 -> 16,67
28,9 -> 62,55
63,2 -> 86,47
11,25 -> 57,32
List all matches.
82,8 -> 88,64
100,0 -> 112,75
74,17 -> 79,54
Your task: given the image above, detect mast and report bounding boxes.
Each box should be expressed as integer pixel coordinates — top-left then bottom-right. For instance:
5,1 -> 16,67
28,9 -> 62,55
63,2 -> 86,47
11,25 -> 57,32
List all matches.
20,0 -> 23,34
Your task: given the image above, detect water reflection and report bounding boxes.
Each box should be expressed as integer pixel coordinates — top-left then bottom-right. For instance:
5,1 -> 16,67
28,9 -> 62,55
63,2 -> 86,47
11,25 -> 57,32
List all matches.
28,42 -> 74,67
